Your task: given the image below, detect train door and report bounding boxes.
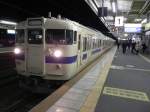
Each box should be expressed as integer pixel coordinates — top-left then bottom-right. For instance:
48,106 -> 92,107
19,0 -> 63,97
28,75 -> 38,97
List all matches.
26,28 -> 44,74
77,34 -> 81,68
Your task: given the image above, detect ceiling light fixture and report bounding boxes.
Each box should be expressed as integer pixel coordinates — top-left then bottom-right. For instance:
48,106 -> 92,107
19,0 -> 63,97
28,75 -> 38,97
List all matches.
0,20 -> 17,25
134,19 -> 142,22
141,18 -> 147,24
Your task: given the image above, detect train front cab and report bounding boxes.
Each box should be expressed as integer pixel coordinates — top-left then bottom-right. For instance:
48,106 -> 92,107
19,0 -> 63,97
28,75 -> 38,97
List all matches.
15,19 -> 79,81
14,18 -> 112,83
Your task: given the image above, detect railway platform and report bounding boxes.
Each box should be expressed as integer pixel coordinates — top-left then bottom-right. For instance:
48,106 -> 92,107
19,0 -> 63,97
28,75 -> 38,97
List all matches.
30,47 -> 150,112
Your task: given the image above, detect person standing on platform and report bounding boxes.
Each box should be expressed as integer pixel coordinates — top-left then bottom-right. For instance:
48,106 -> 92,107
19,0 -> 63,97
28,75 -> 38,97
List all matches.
142,42 -> 147,53
135,42 -> 140,55
127,39 -> 132,51
131,41 -> 136,54
117,41 -> 120,49
122,41 -> 127,54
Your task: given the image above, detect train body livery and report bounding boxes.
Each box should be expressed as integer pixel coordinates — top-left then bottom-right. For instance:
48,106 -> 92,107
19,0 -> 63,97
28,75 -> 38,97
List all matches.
14,17 -> 114,82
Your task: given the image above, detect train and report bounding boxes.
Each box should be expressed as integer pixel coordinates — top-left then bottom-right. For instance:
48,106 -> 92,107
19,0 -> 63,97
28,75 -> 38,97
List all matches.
0,24 -> 15,47
14,17 -> 115,91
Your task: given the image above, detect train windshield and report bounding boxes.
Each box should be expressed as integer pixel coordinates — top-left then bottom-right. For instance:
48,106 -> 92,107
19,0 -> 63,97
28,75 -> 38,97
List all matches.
28,29 -> 43,44
46,29 -> 73,45
16,29 -> 24,43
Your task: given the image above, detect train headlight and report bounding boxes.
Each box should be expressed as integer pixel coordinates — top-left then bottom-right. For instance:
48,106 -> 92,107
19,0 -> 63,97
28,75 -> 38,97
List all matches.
14,48 -> 21,54
54,50 -> 62,58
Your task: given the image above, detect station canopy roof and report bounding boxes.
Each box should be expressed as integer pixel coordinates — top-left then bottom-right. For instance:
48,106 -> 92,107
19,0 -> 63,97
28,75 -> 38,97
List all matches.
0,0 -> 119,39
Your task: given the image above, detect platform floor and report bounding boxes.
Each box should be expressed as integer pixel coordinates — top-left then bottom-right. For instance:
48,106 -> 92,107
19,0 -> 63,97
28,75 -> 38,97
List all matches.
30,47 -> 150,112
95,49 -> 150,112
30,47 -> 116,112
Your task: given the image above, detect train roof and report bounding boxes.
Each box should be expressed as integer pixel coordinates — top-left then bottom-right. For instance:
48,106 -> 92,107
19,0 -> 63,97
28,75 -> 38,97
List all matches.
44,17 -> 101,34
17,17 -> 110,39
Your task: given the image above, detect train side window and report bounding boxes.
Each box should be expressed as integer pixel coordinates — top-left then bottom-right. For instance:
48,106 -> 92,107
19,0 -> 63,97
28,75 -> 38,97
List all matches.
83,38 -> 85,51
46,29 -> 73,45
74,31 -> 77,44
96,39 -> 98,48
66,30 -> 73,44
87,38 -> 90,50
16,29 -> 24,43
100,40 -> 101,46
83,37 -> 87,52
88,38 -> 91,49
92,39 -> 95,49
85,38 -> 87,51
78,34 -> 81,50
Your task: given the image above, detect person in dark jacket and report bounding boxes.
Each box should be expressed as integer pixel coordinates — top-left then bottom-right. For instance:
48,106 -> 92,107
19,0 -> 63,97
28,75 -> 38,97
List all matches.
142,43 -> 147,53
122,41 -> 127,54
131,41 -> 136,54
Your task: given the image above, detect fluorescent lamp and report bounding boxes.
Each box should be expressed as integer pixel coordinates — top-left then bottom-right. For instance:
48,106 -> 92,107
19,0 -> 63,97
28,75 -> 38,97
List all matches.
112,2 -> 116,13
134,19 -> 142,22
88,0 -> 98,12
7,30 -> 15,34
105,16 -> 114,21
124,34 -> 128,37
93,0 -> 100,7
0,20 -> 17,25
141,18 -> 147,24
124,23 -> 142,27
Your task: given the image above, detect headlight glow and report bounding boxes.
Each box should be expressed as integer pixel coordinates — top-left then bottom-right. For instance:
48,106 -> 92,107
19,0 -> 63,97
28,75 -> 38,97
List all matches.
54,50 -> 62,58
14,48 -> 21,54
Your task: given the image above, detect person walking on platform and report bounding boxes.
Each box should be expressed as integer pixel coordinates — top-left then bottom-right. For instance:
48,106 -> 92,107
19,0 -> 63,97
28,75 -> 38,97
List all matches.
135,42 -> 140,55
131,41 -> 136,54
122,41 -> 127,54
117,42 -> 120,49
142,42 -> 147,53
127,39 -> 132,51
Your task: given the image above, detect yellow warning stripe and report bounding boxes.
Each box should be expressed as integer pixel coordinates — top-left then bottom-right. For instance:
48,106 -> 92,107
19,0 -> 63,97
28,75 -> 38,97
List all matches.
80,48 -> 116,112
103,87 -> 150,102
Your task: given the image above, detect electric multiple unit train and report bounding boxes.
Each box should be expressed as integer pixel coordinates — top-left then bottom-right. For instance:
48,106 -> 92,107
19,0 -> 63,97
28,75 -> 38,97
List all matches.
0,26 -> 15,47
14,17 -> 114,88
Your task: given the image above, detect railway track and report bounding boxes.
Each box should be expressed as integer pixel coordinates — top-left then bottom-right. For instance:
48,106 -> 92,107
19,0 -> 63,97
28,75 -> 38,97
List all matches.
0,52 -> 17,86
0,76 -> 64,112
3,93 -> 47,112
0,84 -> 48,112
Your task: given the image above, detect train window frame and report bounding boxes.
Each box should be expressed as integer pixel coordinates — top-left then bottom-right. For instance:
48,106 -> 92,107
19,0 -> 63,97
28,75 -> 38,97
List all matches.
66,30 -> 73,45
78,34 -> 81,50
83,37 -> 87,52
100,40 -> 101,46
45,29 -> 73,45
28,29 -> 43,44
73,31 -> 77,44
87,37 -> 90,50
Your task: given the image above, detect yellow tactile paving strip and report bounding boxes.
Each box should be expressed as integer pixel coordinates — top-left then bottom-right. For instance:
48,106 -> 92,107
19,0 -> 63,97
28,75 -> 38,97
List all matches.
103,87 -> 150,102
80,48 -> 115,112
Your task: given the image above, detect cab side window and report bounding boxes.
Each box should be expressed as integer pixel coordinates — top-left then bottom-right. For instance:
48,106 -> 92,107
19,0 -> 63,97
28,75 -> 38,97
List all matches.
74,31 -> 77,44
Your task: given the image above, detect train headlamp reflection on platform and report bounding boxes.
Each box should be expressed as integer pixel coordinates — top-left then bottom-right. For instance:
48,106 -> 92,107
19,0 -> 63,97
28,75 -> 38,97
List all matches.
14,48 -> 21,54
54,50 -> 62,58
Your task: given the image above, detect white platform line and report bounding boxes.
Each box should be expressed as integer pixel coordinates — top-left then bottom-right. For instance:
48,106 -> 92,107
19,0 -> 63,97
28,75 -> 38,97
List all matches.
139,54 -> 150,63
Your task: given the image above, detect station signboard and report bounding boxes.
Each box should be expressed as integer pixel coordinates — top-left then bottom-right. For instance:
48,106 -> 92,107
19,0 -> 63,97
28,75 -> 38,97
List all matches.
115,16 -> 124,27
